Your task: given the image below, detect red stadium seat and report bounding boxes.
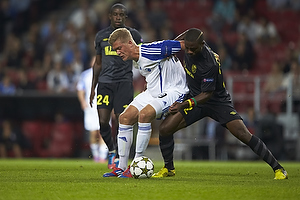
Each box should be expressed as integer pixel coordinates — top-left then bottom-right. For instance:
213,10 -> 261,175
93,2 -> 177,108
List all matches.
47,122 -> 74,157
22,121 -> 43,157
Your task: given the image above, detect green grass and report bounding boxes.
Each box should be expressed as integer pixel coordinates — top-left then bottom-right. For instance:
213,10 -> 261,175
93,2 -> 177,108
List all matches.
0,159 -> 299,200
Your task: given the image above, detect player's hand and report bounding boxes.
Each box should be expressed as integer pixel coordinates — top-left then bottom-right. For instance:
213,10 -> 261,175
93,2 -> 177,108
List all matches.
89,90 -> 95,107
81,101 -> 88,110
169,101 -> 182,114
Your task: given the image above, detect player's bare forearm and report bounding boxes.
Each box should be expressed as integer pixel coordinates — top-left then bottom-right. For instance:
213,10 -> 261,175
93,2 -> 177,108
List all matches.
90,57 -> 102,107
169,101 -> 189,114
169,91 -> 213,114
77,90 -> 87,110
194,91 -> 213,105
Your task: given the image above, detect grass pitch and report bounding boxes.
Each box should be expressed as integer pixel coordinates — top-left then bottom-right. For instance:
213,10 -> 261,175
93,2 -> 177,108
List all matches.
0,159 -> 299,200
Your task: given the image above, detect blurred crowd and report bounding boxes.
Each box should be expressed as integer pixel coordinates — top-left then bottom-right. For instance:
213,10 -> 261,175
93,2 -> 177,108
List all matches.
0,0 -> 299,96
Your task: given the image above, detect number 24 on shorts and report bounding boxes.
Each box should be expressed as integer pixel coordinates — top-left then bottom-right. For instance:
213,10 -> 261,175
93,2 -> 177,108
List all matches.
97,95 -> 110,106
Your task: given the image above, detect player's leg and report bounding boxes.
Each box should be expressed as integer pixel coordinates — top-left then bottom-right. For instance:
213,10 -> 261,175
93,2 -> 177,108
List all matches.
89,130 -> 100,162
117,91 -> 152,178
103,105 -> 138,177
84,108 -> 103,162
98,131 -> 108,162
97,83 -> 117,168
116,105 -> 139,178
134,104 -> 157,158
153,93 -> 193,178
226,119 -> 288,179
98,108 -> 117,168
153,112 -> 186,177
113,81 -> 134,168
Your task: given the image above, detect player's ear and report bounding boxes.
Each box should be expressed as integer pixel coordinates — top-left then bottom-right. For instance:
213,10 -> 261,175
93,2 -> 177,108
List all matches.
128,40 -> 134,46
180,41 -> 185,50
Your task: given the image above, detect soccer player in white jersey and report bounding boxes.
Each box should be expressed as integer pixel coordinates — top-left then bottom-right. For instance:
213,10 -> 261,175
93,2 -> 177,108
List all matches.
102,28 -> 189,178
77,57 -> 108,162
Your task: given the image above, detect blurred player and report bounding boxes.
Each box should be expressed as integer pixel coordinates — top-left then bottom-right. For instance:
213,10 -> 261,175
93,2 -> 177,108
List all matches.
89,3 -> 142,169
77,56 -> 108,162
102,28 -> 189,178
153,28 -> 288,180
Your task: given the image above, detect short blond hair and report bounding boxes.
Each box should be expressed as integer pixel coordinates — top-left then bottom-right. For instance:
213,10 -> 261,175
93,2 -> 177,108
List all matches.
108,28 -> 135,45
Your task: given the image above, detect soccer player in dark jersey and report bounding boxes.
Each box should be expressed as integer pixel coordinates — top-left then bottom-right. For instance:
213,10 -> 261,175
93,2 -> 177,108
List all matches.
152,28 -> 288,180
89,3 -> 142,169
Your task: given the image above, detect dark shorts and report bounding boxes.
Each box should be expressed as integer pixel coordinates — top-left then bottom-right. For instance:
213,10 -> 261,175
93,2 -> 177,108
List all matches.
97,81 -> 134,114
180,102 -> 242,127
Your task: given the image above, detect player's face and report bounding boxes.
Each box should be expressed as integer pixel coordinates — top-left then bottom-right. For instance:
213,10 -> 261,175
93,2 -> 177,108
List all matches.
109,8 -> 127,28
184,41 -> 203,57
112,39 -> 130,61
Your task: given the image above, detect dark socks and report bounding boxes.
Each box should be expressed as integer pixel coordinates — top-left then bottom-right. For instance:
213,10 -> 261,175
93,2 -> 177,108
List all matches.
100,124 -> 115,151
159,134 -> 175,170
248,135 -> 282,171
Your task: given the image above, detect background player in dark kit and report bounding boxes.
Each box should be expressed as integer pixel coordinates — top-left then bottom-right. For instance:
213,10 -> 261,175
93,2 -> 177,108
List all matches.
89,3 -> 142,169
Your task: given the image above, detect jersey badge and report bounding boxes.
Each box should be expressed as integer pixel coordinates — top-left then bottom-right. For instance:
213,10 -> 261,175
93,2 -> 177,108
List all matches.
230,111 -> 237,115
192,64 -> 197,73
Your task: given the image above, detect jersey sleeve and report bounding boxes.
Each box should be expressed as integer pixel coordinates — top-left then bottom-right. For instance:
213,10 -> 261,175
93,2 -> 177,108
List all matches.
161,40 -> 181,57
141,40 -> 181,60
94,32 -> 102,55
200,64 -> 218,92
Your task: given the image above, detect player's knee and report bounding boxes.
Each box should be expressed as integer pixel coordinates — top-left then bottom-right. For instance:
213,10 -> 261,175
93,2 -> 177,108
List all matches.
100,123 -> 110,133
119,112 -> 133,125
138,112 -> 153,123
159,123 -> 171,136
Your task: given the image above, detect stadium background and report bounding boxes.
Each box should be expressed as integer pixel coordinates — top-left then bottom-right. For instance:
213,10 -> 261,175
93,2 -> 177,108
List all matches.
0,0 -> 299,160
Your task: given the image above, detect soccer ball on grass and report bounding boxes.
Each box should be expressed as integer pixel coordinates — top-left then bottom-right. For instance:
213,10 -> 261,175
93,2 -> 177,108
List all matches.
130,156 -> 154,179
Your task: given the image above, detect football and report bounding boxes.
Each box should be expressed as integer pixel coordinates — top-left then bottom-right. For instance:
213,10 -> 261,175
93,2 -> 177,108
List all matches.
130,156 -> 154,179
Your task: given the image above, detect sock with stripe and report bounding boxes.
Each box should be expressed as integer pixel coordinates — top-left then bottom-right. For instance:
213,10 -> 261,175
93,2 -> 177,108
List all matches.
135,122 -> 152,158
118,124 -> 133,171
248,135 -> 283,171
159,134 -> 175,170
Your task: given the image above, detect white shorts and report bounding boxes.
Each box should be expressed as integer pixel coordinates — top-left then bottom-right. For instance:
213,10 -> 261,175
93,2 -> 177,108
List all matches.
84,107 -> 99,131
129,90 -> 186,119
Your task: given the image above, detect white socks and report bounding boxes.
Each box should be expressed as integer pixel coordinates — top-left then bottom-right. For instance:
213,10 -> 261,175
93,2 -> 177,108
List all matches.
91,143 -> 108,161
90,143 -> 100,159
118,124 -> 133,170
99,143 -> 108,160
117,122 -> 152,170
135,122 -> 151,158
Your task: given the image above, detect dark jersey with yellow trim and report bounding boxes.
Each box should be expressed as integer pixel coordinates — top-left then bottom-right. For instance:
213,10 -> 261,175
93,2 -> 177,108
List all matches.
183,42 -> 232,104
94,26 -> 142,83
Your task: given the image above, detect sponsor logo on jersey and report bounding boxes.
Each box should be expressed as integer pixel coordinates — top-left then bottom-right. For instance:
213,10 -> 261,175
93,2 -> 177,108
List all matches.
104,46 -> 118,56
230,111 -> 237,115
203,78 -> 214,82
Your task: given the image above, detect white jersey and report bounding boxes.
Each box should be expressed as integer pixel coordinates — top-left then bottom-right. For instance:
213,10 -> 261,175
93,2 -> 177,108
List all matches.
137,40 -> 189,97
77,68 -> 99,131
